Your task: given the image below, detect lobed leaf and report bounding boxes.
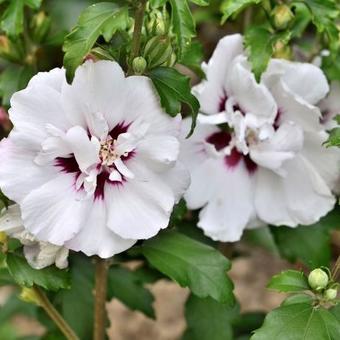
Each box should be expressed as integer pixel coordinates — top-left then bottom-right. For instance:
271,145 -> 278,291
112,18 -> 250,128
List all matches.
149,66 -> 199,136
63,2 -> 129,81
267,270 -> 309,293
221,0 -> 262,23
141,230 -> 235,304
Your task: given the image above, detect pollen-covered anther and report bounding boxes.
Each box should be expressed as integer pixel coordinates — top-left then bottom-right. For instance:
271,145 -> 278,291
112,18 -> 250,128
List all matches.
99,137 -> 127,166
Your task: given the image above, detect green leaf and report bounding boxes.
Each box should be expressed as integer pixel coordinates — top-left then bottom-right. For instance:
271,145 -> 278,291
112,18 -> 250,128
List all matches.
149,66 -> 199,136
183,295 -> 239,340
232,312 -> 266,338
281,294 -> 314,306
108,266 -> 155,318
0,64 -> 35,106
271,209 -> 340,268
243,226 -> 279,254
169,0 -> 195,58
221,0 -> 262,23
267,270 -> 309,293
58,255 -> 94,340
1,0 -> 25,37
190,0 -> 209,6
244,27 -> 291,82
251,303 -> 340,340
325,127 -> 340,147
63,2 -> 129,81
141,230 -> 234,304
6,253 -> 70,291
296,0 -> 339,48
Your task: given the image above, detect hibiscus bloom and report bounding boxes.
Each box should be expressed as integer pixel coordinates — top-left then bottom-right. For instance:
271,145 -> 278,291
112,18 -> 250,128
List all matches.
0,60 -> 189,258
180,34 -> 340,242
319,81 -> 340,130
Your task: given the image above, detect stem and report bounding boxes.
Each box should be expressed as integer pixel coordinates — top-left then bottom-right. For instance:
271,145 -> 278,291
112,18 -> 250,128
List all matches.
93,257 -> 109,340
128,0 -> 147,75
332,255 -> 340,280
33,286 -> 79,340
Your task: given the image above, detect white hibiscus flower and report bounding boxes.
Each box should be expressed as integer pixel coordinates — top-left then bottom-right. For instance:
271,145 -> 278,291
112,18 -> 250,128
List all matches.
180,34 -> 340,242
0,205 -> 69,269
0,60 -> 189,258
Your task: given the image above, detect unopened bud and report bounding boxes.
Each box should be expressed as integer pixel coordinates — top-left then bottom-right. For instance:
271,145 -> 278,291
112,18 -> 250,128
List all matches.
132,57 -> 147,75
273,4 -> 294,30
308,269 -> 329,290
20,287 -> 41,306
144,36 -> 173,69
0,35 -> 9,54
31,11 -> 51,43
146,10 -> 167,35
273,41 -> 292,59
0,232 -> 7,244
324,288 -> 338,301
0,107 -> 11,131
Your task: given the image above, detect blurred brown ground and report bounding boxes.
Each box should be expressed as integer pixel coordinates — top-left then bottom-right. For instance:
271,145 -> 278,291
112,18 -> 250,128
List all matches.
2,246 -> 291,340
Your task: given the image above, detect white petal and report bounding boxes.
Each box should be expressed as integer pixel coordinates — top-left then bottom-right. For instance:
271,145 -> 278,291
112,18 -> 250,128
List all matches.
106,161 -> 175,239
198,161 -> 255,242
61,60 -> 127,130
0,139 -> 58,202
193,34 -> 244,115
66,200 -> 136,258
27,68 -> 66,92
255,156 -> 335,227
269,78 -> 322,132
264,59 -> 329,105
158,161 -> 191,203
24,242 -> 68,270
250,122 -> 304,174
0,204 -> 24,235
66,126 -> 100,172
113,158 -> 134,179
21,175 -> 90,245
137,135 -> 180,171
302,131 -> 340,190
109,170 -> 123,182
228,58 -> 277,125
319,81 -> 340,128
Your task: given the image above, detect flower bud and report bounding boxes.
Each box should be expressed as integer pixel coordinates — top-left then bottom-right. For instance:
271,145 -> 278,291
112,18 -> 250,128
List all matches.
324,288 -> 338,301
308,268 -> 329,290
143,36 -> 173,69
0,232 -> 7,244
272,4 -> 294,30
31,11 -> 51,43
132,57 -> 147,75
0,35 -> 22,62
146,10 -> 167,35
273,41 -> 292,60
0,107 -> 11,132
20,287 -> 41,306
0,35 -> 9,55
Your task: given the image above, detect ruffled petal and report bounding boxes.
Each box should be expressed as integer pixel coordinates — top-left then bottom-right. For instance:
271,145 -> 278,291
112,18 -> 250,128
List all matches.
106,161 -> 175,239
193,34 -> 244,114
66,200 -> 136,258
264,59 -> 329,105
250,122 -> 304,174
228,58 -> 277,125
255,156 -> 335,227
21,175 -> 90,245
197,161 -> 255,242
0,139 -> 58,202
61,60 -> 127,131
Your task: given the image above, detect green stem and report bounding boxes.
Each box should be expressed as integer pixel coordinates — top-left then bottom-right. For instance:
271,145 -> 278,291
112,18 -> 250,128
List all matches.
33,286 -> 79,340
93,257 -> 109,340
128,0 -> 147,75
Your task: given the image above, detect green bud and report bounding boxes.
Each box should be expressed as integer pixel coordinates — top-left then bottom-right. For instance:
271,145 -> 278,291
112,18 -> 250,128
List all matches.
0,35 -> 22,62
272,4 -> 294,30
132,57 -> 147,75
20,287 -> 41,306
324,288 -> 338,301
308,269 -> 329,290
146,9 -> 167,35
31,11 -> 51,43
143,36 -> 173,69
273,41 -> 292,60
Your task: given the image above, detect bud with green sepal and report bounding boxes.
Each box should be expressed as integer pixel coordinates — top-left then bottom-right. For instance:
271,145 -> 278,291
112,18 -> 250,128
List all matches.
272,4 -> 294,30
146,8 -> 169,36
308,268 -> 329,291
30,11 -> 52,43
132,56 -> 147,75
143,36 -> 173,69
0,35 -> 24,63
20,287 -> 42,306
324,287 -> 338,301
